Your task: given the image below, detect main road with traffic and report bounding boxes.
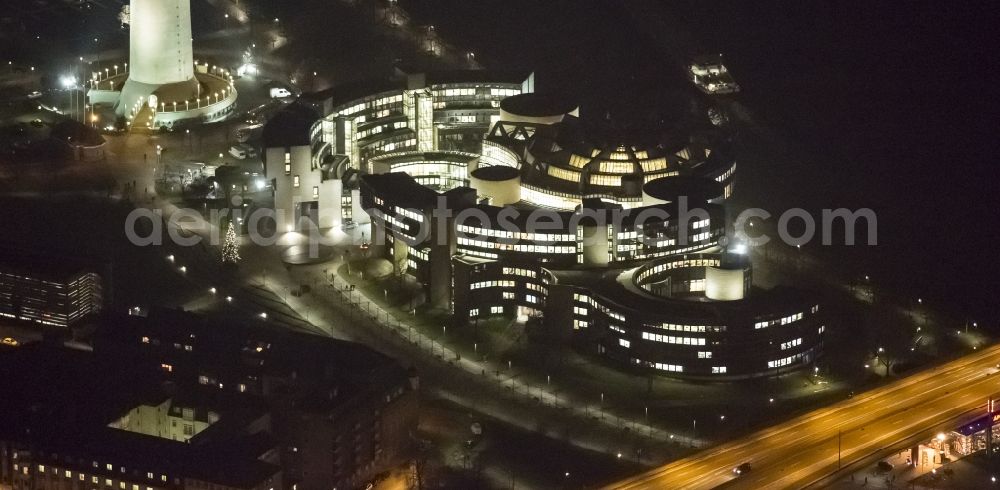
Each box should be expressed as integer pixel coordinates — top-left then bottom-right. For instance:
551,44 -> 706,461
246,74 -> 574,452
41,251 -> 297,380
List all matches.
608,344 -> 1000,489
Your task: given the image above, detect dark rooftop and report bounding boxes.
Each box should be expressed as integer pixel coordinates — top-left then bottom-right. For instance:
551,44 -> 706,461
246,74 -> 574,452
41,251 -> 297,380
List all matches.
500,92 -> 578,117
471,165 -> 520,181
261,101 -> 320,148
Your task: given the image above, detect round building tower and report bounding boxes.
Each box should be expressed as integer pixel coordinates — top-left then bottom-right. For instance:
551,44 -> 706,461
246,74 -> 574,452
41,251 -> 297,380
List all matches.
115,0 -> 220,125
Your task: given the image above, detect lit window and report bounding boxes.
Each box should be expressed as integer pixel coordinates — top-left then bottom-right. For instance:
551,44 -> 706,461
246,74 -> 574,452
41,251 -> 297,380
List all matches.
619,338 -> 631,348
293,175 -> 300,188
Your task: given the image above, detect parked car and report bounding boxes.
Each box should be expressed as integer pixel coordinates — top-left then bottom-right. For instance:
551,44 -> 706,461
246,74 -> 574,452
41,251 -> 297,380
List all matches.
228,143 -> 258,160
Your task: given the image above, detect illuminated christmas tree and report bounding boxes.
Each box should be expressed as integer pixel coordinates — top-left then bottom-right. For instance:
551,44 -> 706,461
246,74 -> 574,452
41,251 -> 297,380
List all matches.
222,220 -> 240,265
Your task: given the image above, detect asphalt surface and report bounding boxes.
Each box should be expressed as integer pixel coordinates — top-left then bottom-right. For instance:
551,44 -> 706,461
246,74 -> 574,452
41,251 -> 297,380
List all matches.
609,344 -> 1000,489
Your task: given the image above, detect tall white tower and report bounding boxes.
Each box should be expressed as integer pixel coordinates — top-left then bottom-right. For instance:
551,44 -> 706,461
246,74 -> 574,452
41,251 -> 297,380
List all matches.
116,0 -> 199,116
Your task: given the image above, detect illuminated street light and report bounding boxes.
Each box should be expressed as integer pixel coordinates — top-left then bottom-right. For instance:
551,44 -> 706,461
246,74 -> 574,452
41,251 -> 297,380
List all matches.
936,433 -> 946,442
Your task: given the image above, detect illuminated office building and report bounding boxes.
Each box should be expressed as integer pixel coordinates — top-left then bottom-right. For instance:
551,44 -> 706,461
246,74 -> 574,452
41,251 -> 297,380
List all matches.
263,71 -> 822,378
0,257 -> 103,328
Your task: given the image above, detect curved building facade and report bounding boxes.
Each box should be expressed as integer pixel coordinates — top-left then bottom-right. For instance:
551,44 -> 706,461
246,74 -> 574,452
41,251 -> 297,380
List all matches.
263,70 -> 823,379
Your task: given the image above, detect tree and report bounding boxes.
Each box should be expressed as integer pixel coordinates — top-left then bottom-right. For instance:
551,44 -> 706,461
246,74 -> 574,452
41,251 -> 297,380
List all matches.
222,220 -> 241,265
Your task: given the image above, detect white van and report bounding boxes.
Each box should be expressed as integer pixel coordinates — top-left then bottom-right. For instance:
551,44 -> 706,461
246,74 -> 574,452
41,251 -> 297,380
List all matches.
269,87 -> 292,99
229,144 -> 258,160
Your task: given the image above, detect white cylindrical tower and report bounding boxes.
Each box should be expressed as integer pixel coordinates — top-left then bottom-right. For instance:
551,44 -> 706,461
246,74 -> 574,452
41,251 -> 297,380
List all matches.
128,0 -> 195,85
116,0 -> 200,117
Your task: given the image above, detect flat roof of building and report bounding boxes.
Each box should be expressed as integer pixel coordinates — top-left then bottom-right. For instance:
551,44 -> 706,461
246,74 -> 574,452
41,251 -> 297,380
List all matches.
0,343 -> 280,489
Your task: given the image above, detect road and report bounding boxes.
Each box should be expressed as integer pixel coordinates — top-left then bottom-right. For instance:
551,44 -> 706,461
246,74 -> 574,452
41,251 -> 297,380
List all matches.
608,344 -> 1000,490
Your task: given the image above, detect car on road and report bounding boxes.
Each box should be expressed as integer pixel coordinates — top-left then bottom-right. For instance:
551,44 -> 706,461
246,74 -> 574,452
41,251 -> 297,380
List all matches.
27,90 -> 43,99
877,460 -> 894,472
733,462 -> 752,475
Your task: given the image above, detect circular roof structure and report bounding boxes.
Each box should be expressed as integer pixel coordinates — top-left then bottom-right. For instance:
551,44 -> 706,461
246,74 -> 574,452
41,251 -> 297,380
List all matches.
643,176 -> 725,203
500,93 -> 577,118
471,165 -> 520,182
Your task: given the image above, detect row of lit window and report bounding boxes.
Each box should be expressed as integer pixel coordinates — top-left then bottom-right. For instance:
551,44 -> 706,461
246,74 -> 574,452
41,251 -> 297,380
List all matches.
589,174 -> 621,187
469,306 -> 504,317
501,267 -> 537,278
409,247 -> 428,261
576,294 -> 625,322
639,157 -> 668,172
755,312 -> 804,329
393,206 -> 425,223
715,162 -> 736,182
490,88 -> 521,97
436,88 -> 477,97
780,338 -> 803,350
458,237 -> 575,254
768,352 -> 805,368
547,166 -> 581,183
599,160 -> 633,174
655,363 -> 683,373
649,323 -> 726,333
641,332 -> 707,346
470,280 -> 515,290
29,463 -> 167,486
636,258 -> 722,282
456,224 -> 575,242
370,210 -> 412,239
